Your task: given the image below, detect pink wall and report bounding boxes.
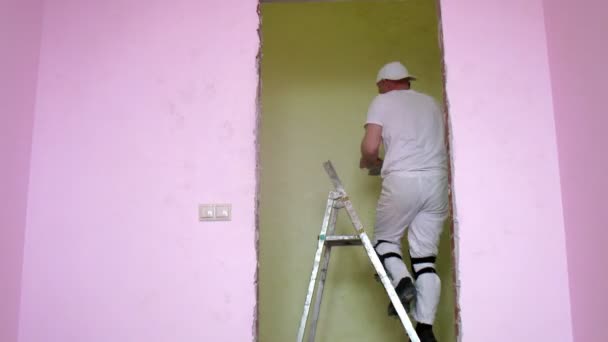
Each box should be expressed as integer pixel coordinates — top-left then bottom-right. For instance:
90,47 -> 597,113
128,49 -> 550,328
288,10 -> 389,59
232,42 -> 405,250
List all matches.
18,1 -> 259,341
9,1 -> 591,341
543,0 -> 608,340
439,0 -> 573,340
0,1 -> 43,341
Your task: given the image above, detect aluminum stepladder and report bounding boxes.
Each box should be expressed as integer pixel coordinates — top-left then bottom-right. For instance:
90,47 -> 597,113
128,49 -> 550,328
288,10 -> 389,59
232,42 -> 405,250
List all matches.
296,161 -> 420,342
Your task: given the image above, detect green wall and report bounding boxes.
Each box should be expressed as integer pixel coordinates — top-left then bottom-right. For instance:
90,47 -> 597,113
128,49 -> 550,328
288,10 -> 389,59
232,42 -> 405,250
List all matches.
259,1 -> 455,341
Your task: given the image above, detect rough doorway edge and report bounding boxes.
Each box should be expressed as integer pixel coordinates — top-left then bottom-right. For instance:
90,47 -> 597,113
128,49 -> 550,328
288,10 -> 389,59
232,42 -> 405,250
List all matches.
253,1 -> 263,341
252,1 -> 463,341
435,0 -> 463,341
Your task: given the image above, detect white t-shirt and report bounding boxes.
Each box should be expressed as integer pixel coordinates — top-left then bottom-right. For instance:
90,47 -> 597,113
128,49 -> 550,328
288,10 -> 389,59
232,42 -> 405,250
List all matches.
365,89 -> 447,177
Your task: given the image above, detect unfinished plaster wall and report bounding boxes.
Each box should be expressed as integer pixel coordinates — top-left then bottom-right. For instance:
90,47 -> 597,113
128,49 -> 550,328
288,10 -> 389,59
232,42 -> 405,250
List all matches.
0,1 -> 43,341
543,0 -> 608,340
439,0 -> 573,340
18,1 -> 259,341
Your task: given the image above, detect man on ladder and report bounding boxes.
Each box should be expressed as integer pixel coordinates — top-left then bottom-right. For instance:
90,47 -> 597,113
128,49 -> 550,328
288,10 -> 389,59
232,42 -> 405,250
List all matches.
360,61 -> 449,342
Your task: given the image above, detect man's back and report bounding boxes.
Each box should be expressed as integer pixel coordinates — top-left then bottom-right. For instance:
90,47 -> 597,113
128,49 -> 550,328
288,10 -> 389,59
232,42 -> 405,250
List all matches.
365,89 -> 447,177
361,62 -> 446,342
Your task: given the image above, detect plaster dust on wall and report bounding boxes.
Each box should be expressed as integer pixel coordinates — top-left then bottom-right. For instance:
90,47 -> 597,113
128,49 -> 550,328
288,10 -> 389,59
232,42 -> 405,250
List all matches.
258,1 -> 457,341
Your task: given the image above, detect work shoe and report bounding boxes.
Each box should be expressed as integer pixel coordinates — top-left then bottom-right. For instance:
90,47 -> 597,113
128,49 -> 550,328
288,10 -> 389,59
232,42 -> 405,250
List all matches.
415,324 -> 437,342
387,277 -> 416,316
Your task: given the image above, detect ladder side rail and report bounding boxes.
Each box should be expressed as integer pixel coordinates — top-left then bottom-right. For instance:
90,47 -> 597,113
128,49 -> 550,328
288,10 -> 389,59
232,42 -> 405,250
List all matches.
296,192 -> 340,342
307,201 -> 339,341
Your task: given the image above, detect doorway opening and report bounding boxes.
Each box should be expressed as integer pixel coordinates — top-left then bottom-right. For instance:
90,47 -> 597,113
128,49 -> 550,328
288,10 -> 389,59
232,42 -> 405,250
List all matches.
257,1 -> 460,341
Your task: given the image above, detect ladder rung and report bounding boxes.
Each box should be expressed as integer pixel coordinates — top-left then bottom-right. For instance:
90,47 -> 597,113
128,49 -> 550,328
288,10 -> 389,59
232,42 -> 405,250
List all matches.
325,235 -> 362,246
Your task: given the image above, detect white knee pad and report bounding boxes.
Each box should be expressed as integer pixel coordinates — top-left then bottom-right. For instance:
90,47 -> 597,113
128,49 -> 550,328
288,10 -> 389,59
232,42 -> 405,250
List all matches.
410,255 -> 441,324
374,240 -> 412,287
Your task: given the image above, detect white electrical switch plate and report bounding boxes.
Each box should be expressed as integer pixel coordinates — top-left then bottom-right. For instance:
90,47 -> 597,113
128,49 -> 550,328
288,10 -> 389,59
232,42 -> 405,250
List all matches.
198,203 -> 231,222
214,204 -> 232,220
199,204 -> 215,221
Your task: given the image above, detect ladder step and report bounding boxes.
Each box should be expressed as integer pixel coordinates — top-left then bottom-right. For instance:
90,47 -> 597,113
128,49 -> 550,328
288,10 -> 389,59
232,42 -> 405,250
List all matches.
325,235 -> 362,246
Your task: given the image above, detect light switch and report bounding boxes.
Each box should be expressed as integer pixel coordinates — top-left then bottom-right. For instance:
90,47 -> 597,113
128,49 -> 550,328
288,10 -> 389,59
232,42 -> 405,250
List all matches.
215,204 -> 232,220
198,203 -> 231,222
199,204 -> 215,221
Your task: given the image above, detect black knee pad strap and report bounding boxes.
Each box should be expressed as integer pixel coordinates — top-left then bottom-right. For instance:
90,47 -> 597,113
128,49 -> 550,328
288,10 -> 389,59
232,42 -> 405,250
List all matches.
373,240 -> 394,249
374,240 -> 403,266
413,267 -> 437,279
410,255 -> 437,280
410,256 -> 437,264
378,252 -> 402,264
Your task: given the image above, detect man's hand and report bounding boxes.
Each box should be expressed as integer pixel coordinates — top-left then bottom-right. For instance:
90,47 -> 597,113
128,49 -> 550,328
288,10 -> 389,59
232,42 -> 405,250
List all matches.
360,157 -> 383,170
360,123 -> 383,169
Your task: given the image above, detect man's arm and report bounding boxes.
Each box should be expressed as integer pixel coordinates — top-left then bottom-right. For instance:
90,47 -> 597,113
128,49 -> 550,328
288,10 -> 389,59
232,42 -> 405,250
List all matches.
360,124 -> 383,169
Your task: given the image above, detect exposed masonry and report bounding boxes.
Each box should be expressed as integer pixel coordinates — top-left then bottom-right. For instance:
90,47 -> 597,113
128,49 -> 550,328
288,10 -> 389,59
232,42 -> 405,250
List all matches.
435,0 -> 462,340
252,1 -> 263,341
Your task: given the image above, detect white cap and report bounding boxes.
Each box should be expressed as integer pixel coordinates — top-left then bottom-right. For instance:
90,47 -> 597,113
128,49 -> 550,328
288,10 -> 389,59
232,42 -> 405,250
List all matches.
376,61 -> 416,83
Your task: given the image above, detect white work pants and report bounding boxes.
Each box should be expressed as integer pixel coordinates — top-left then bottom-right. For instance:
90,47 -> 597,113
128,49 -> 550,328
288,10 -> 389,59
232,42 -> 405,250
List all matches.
373,171 -> 448,324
